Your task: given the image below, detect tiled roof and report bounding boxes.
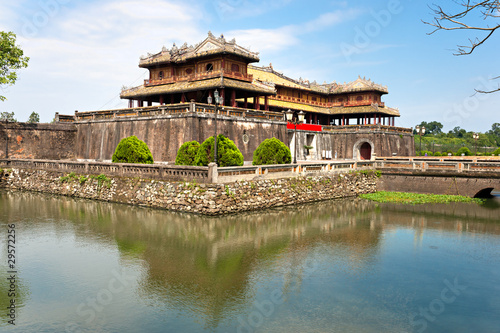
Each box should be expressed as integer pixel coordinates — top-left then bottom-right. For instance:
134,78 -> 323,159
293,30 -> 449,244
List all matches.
248,66 -> 309,90
330,104 -> 400,116
120,78 -> 275,99
249,66 -> 388,95
139,31 -> 259,68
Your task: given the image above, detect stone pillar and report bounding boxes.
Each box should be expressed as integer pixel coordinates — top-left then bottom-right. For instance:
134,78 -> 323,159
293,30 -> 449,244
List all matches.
208,162 -> 218,183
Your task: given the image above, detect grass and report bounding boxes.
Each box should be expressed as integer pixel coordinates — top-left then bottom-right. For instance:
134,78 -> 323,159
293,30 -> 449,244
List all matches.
360,191 -> 484,205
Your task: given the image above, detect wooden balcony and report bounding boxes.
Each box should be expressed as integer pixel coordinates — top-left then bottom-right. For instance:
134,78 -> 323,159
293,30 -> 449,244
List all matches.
144,70 -> 253,86
271,95 -> 384,108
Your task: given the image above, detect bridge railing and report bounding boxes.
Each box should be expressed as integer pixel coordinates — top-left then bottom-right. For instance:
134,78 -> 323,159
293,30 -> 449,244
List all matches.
375,158 -> 500,172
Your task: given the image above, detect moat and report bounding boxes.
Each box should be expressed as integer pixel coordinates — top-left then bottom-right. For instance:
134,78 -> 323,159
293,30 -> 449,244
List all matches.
1,190 -> 499,332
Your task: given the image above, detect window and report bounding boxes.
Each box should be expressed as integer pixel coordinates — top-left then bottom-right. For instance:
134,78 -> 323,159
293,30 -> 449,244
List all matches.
158,71 -> 163,80
206,63 -> 213,72
231,63 -> 240,72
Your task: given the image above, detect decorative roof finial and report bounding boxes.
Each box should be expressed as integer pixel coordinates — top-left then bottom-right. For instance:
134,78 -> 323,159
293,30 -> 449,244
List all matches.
208,31 -> 215,38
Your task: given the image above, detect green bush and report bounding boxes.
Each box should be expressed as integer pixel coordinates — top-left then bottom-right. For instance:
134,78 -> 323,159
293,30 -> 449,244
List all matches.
112,135 -> 153,164
493,148 -> 500,156
175,141 -> 200,165
456,147 -> 472,156
434,152 -> 442,156
252,138 -> 291,165
194,134 -> 244,167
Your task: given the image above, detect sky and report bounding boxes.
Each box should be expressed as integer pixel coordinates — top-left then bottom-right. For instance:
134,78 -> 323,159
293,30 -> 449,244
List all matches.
0,0 -> 499,132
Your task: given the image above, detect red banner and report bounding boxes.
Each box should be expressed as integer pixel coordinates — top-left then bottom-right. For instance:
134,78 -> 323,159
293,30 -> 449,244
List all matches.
287,123 -> 322,132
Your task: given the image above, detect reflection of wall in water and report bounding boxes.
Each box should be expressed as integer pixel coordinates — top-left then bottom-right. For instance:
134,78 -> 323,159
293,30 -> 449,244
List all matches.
0,190 -> 384,328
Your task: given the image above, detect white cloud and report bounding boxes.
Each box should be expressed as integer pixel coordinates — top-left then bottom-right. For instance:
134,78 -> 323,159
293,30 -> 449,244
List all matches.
1,0 -> 206,121
227,8 -> 363,54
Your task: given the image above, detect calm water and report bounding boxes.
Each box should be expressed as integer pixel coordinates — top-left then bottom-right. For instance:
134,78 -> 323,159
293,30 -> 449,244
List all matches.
1,190 -> 500,333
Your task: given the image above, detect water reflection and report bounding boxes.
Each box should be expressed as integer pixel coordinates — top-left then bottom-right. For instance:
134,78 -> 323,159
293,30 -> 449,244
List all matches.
0,190 -> 499,332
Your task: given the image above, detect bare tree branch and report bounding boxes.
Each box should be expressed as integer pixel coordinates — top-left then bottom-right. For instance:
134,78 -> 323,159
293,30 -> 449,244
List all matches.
423,1 -> 500,93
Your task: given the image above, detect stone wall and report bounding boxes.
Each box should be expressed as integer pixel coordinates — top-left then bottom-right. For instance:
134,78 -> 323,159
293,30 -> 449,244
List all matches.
0,168 -> 378,215
379,171 -> 500,197
0,122 -> 76,160
291,128 -> 414,161
74,113 -> 287,162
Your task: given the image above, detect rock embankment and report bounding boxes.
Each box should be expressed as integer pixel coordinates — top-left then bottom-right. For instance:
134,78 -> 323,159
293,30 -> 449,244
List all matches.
0,168 -> 378,215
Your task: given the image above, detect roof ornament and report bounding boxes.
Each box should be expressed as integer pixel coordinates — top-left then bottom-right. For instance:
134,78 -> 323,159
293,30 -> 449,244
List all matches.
170,43 -> 178,55
219,34 -> 226,43
269,62 -> 273,70
208,31 -> 215,38
229,38 -> 236,44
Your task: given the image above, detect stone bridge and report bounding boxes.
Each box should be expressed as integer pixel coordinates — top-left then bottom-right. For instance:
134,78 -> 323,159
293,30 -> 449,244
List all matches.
376,158 -> 500,198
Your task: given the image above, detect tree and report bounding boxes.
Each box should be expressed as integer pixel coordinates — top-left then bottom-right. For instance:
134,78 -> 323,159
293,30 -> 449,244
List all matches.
112,136 -> 154,164
27,111 -> 40,123
423,1 -> 500,93
0,111 -> 16,122
0,31 -> 30,101
175,141 -> 200,165
253,138 -> 291,165
194,134 -> 244,167
415,121 -> 443,136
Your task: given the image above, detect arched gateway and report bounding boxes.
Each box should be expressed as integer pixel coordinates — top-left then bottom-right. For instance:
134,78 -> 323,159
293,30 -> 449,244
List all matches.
353,139 -> 375,161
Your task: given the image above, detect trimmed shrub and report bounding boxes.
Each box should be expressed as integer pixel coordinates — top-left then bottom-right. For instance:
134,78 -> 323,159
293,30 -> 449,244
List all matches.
434,152 -> 442,156
493,148 -> 500,156
175,141 -> 200,165
455,147 -> 472,156
194,134 -> 244,167
112,135 -> 154,164
252,138 -> 291,165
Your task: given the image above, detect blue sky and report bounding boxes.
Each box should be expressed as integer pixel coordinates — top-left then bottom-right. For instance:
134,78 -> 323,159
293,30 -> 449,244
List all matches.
1,0 -> 499,132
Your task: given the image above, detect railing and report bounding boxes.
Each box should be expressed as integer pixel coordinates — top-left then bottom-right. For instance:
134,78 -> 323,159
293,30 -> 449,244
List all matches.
59,103 -> 286,123
216,161 -> 374,183
322,125 -> 412,134
375,157 -> 500,172
1,159 -> 377,184
0,159 -> 211,183
271,96 -> 385,108
144,70 -> 253,86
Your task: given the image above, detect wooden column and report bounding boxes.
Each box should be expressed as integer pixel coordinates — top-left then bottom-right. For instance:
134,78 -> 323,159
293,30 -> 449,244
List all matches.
159,95 -> 164,105
220,88 -> 225,106
378,114 -> 381,124
171,95 -> 175,104
148,100 -> 152,107
231,90 -> 236,107
181,93 -> 186,103
138,99 -> 143,107
342,115 -> 345,126
314,113 -> 318,124
244,93 -> 248,108
264,96 -> 269,111
128,100 -> 133,108
364,114 -> 367,125
255,95 -> 260,110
